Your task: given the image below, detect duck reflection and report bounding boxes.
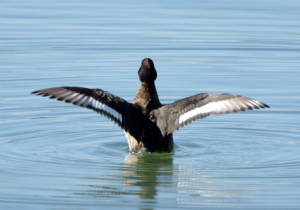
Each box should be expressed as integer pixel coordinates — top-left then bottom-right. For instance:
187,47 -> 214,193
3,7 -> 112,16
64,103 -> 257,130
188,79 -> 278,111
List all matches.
123,152 -> 174,200
74,151 -> 174,210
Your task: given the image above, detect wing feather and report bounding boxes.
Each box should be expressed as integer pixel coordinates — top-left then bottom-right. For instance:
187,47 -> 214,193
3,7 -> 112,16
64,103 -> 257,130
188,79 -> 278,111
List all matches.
155,93 -> 269,134
32,87 -> 131,129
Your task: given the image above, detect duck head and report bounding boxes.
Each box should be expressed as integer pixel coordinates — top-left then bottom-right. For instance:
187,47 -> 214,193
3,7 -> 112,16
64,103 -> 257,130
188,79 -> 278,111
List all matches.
138,58 -> 157,83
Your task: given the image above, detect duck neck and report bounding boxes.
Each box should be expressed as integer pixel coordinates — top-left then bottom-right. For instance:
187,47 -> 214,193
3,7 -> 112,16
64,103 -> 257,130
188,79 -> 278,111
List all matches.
133,82 -> 161,114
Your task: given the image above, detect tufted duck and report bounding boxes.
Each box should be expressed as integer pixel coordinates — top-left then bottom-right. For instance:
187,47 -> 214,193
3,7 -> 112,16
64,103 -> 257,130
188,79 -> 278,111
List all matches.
32,58 -> 269,153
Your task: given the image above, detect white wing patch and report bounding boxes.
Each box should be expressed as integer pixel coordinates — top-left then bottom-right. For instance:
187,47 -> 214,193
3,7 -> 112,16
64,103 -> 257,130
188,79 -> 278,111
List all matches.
89,97 -> 122,123
179,102 -> 217,124
63,92 -> 122,123
178,98 -> 262,125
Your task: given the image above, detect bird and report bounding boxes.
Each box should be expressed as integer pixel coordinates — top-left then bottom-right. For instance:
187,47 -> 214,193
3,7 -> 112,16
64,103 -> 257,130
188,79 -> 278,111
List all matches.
32,58 -> 269,153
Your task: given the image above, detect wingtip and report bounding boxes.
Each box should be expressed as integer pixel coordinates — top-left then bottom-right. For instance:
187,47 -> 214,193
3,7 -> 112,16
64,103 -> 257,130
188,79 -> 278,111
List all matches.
31,90 -> 39,94
261,102 -> 270,108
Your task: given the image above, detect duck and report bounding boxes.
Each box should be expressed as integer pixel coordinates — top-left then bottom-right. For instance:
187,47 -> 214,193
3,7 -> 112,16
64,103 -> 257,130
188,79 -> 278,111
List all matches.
32,58 -> 269,153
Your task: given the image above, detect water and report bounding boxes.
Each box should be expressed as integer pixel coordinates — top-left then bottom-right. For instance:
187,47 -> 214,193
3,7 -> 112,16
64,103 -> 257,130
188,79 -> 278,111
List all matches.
1,0 -> 300,209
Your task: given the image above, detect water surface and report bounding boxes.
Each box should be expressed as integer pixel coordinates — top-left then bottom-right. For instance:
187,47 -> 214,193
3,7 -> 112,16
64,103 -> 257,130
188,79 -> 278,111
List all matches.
1,0 -> 300,209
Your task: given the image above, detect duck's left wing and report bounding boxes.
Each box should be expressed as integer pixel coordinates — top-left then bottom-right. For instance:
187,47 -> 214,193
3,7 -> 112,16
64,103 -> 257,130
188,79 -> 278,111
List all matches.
31,87 -> 130,129
155,93 -> 269,134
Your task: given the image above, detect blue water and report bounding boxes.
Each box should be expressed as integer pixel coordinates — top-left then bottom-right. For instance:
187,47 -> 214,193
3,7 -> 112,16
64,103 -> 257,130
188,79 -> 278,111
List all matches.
1,0 -> 300,209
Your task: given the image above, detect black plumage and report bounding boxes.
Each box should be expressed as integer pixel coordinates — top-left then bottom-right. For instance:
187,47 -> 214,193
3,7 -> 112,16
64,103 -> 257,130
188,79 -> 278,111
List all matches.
32,58 -> 269,153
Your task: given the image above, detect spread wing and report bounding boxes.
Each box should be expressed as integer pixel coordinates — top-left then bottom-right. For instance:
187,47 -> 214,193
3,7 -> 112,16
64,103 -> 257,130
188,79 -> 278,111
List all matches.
156,93 -> 269,134
31,87 -> 130,129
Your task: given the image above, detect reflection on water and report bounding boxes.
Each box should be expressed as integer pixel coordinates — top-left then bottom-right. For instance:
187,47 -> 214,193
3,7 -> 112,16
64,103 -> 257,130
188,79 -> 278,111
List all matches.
124,153 -> 174,201
71,153 -> 174,210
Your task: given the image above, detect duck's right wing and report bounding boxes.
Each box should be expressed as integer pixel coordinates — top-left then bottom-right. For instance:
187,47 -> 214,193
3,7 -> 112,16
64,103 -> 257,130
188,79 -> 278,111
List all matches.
31,87 -> 131,129
154,93 -> 269,135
